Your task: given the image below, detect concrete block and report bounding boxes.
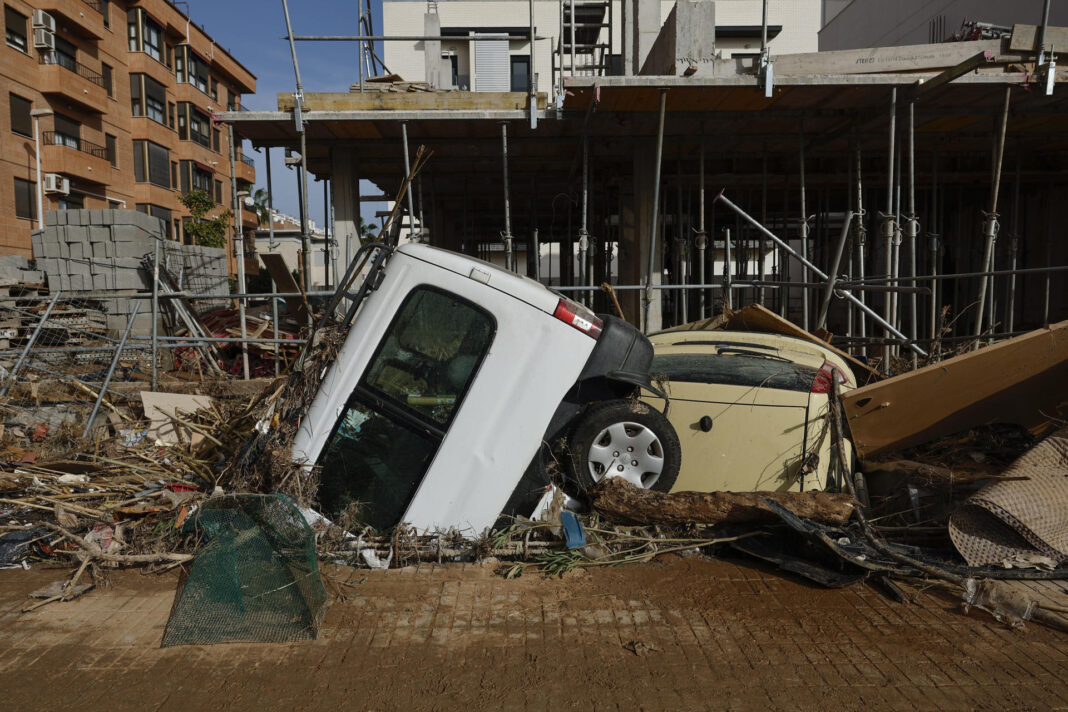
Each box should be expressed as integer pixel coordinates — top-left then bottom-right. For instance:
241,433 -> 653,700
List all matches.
68,211 -> 85,226
91,242 -> 107,259
114,257 -> 144,270
115,242 -> 152,259
112,225 -> 143,243
45,210 -> 59,226
88,226 -> 109,243
89,209 -> 104,225
64,225 -> 89,243
67,242 -> 84,260
21,270 -> 44,283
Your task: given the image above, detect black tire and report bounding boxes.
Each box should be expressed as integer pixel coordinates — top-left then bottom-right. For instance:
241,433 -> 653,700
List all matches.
566,399 -> 681,494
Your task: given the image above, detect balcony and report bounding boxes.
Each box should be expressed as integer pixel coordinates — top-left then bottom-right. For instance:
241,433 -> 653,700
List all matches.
241,205 -> 260,229
41,131 -> 112,184
38,0 -> 105,39
235,152 -> 255,183
38,52 -> 108,113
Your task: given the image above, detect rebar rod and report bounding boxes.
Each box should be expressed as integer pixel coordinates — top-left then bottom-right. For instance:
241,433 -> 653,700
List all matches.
1,290 -> 62,397
817,211 -> 855,329
714,191 -> 926,357
401,122 -> 418,242
83,301 -> 140,439
643,89 -> 668,333
974,86 -> 1011,342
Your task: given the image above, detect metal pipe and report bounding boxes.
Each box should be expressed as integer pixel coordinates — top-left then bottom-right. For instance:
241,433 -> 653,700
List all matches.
1038,0 -> 1053,64
280,0 -> 306,102
723,227 -> 733,310
323,178 -> 332,289
569,0 -> 576,76
882,88 -> 897,371
290,34 -> 547,42
1007,150 -> 1021,334
578,131 -> 590,300
974,86 -> 1011,342
854,139 -> 867,357
298,132 -> 311,309
33,113 -> 45,230
676,155 -> 687,324
151,234 -> 160,391
907,101 -> 918,367
83,301 -> 140,439
817,211 -> 855,329
1,290 -> 62,397
760,0 -> 769,53
798,123 -> 809,330
929,146 -> 939,343
758,145 -> 767,305
501,122 -> 515,271
714,191 -> 926,356
401,122 -> 418,242
643,89 -> 668,333
697,137 -> 707,318
229,124 -> 250,380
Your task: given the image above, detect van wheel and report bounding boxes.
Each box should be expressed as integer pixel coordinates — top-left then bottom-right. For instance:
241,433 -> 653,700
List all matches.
567,399 -> 681,494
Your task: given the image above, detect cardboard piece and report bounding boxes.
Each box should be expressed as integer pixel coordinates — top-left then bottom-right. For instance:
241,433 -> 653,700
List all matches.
140,391 -> 215,446
843,321 -> 1068,460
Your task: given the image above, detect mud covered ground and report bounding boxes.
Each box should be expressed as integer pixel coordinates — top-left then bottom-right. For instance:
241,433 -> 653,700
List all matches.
1,555 -> 1066,711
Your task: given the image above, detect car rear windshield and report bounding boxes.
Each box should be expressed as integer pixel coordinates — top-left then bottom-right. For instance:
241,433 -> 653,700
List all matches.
652,352 -> 817,392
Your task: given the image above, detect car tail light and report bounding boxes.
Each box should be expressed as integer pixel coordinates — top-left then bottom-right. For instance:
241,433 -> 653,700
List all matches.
811,360 -> 849,394
553,298 -> 603,339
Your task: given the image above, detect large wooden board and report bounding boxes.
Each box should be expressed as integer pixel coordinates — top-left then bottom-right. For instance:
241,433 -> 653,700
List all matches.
843,321 -> 1068,460
259,253 -> 309,324
1010,24 -> 1068,53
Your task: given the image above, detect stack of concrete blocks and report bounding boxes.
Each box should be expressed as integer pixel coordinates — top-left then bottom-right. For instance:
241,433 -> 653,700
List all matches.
30,209 -> 229,338
0,256 -> 46,350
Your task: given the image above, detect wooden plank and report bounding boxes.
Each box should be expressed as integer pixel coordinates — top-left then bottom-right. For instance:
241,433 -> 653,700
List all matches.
714,40 -> 1024,77
1010,24 -> 1068,52
720,304 -> 882,380
259,253 -> 309,325
843,321 -> 1068,461
278,91 -> 548,112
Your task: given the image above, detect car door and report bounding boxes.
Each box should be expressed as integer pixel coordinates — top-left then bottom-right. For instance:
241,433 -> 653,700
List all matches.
647,346 -> 821,493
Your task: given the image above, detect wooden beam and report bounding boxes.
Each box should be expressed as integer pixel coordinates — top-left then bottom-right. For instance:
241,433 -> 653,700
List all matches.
842,321 -> 1068,461
1010,23 -> 1068,52
278,92 -> 548,112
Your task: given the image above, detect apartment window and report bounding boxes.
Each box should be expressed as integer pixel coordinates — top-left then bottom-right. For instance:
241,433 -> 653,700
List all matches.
210,78 -> 218,101
9,92 -> 31,137
510,55 -> 530,93
143,16 -> 162,61
177,102 -> 212,148
101,0 -> 110,29
101,63 -> 113,98
174,50 -> 183,81
212,128 -> 219,152
171,161 -> 177,188
214,179 -> 222,204
178,160 -> 212,194
130,74 -> 167,124
127,9 -> 137,51
58,193 -> 83,210
192,164 -> 212,193
167,101 -> 175,129
176,46 -> 210,94
52,35 -> 77,72
5,5 -> 27,53
133,139 -> 170,187
165,43 -> 172,69
52,113 -> 80,148
105,133 -> 116,166
14,177 -> 35,220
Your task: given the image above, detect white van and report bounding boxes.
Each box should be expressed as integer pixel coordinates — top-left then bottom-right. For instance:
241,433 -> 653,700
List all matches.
292,243 -> 679,534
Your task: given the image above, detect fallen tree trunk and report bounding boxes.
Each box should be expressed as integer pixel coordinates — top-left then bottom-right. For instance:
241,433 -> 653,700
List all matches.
588,478 -> 858,527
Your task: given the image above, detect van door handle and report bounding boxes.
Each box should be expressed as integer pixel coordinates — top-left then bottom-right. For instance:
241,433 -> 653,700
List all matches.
699,416 -> 713,432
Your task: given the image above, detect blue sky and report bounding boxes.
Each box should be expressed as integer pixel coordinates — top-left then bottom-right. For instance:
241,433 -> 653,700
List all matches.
193,1 -> 388,225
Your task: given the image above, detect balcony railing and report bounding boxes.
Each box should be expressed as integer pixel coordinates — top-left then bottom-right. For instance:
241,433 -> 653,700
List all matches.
39,51 -> 105,88
238,153 -> 255,169
82,0 -> 103,14
42,131 -> 109,160
227,102 -> 249,112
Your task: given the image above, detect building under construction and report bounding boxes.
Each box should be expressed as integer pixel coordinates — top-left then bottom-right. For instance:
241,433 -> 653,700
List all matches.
225,1 -> 1068,371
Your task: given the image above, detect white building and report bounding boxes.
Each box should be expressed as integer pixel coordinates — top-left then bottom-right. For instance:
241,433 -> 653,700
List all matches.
382,0 -> 821,95
819,0 -> 1068,50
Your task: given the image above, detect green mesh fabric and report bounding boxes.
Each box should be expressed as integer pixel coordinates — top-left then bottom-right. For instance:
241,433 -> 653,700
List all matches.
161,494 -> 327,647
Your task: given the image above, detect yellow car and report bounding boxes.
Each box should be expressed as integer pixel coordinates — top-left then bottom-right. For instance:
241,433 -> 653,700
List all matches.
643,330 -> 856,494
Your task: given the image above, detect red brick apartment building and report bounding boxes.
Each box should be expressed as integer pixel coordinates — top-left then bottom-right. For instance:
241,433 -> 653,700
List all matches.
2,0 -> 256,271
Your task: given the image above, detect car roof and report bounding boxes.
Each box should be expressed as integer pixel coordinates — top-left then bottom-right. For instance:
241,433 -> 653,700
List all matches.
396,243 -> 560,314
650,329 -> 856,383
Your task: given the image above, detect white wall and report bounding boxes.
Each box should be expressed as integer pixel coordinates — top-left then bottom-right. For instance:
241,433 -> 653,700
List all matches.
382,0 -> 819,91
819,0 -> 1068,50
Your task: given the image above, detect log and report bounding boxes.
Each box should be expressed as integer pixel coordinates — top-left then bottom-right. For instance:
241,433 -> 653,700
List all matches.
588,478 -> 858,527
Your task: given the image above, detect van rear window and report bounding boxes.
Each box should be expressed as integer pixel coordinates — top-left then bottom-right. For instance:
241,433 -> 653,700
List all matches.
652,352 -> 816,392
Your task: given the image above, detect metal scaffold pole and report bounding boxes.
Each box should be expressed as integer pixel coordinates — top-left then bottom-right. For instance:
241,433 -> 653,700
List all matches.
974,86 -> 1011,343
798,123 -> 809,330
929,146 -> 939,344
696,137 -> 708,318
1007,149 -> 1021,334
229,123 -> 250,380
579,131 -> 590,302
501,122 -> 515,271
854,138 -> 867,357
881,88 -> 897,372
401,121 -> 418,242
906,101 -> 919,367
643,89 -> 668,333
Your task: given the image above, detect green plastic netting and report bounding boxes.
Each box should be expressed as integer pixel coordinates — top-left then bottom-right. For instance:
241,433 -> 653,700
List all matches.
161,494 -> 327,647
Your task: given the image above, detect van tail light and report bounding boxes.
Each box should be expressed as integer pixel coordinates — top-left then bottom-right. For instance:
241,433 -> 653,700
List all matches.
553,298 -> 603,339
811,360 -> 849,394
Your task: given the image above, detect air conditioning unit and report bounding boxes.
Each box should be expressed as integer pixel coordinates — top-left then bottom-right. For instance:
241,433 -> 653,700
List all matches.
32,10 -> 56,33
33,28 -> 55,50
43,174 -> 70,195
